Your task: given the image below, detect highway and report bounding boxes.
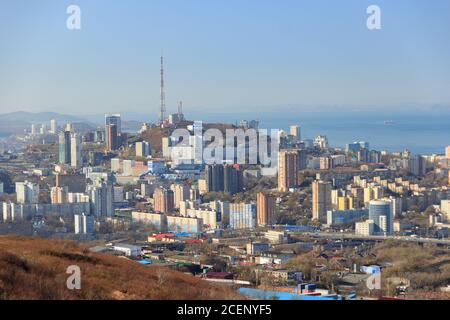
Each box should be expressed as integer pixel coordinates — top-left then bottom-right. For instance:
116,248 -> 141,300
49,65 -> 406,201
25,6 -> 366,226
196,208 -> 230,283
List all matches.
297,232 -> 450,245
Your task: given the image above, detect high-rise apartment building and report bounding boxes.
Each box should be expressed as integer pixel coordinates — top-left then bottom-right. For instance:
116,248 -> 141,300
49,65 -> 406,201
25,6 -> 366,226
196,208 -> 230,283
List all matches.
357,148 -> 369,163
65,123 -> 74,132
113,186 -> 124,202
87,179 -> 114,217
289,125 -> 301,140
105,114 -> 121,133
257,192 -> 276,227
59,131 -> 72,164
224,165 -> 243,194
298,149 -> 308,170
384,196 -> 402,218
346,141 -> 369,153
74,213 -> 95,234
40,124 -> 46,135
154,187 -> 174,214
314,135 -> 329,149
312,180 -> 332,223
319,156 -> 333,170
15,181 -> 40,204
368,200 -> 393,235
50,186 -> 68,204
205,164 -> 243,194
205,164 -> 224,192
278,150 -> 299,192
59,129 -> 82,167
403,155 -> 426,176
105,124 -> 119,151
229,203 -> 256,229
355,220 -> 375,236
167,216 -> 203,234
50,119 -> 57,134
31,124 -> 36,136
136,141 -> 151,158
141,182 -> 156,198
170,183 -> 190,209
70,133 -> 82,168
337,196 -> 355,210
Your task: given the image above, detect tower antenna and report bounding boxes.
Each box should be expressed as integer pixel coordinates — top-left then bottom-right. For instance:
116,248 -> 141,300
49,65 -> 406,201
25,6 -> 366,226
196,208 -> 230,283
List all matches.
160,56 -> 166,125
178,101 -> 183,117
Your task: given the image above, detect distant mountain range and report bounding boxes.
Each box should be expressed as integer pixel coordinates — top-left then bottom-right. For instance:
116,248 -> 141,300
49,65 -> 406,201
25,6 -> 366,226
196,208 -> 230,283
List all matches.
0,111 -> 96,134
0,111 -> 146,133
0,111 -> 86,123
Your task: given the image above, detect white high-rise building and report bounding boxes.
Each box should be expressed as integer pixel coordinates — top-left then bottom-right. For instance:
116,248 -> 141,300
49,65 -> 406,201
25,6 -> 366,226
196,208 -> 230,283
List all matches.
384,197 -> 402,218
31,124 -> 36,136
2,202 -> 24,222
40,124 -> 46,135
0,182 -> 4,194
15,181 -> 39,204
88,179 -> 114,217
70,133 -> 82,168
193,121 -> 203,165
65,123 -> 74,132
50,119 -> 57,134
74,213 -> 94,234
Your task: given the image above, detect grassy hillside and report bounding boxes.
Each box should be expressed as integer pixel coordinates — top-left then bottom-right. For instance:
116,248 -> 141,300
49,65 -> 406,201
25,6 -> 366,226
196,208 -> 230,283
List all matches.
0,236 -> 241,300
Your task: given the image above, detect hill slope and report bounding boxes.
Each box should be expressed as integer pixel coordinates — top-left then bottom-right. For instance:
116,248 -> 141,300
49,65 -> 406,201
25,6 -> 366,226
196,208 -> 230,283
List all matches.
0,236 -> 241,300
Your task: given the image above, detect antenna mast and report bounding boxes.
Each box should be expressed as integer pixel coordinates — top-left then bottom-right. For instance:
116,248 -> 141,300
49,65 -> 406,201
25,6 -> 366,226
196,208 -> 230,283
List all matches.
178,101 -> 184,120
160,56 -> 166,125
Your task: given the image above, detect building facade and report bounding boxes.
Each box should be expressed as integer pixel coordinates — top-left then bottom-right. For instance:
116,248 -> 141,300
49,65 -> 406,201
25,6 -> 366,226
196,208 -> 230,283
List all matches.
312,180 -> 332,223
230,203 -> 256,229
257,192 -> 276,226
278,150 -> 299,192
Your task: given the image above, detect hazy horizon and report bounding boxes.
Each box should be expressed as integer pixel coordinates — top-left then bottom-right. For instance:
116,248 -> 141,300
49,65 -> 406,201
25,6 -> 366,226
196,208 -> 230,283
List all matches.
2,103 -> 450,120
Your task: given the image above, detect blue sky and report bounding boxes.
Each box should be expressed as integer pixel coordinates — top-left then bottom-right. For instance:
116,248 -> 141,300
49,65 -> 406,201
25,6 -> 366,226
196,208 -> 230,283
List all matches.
0,0 -> 450,118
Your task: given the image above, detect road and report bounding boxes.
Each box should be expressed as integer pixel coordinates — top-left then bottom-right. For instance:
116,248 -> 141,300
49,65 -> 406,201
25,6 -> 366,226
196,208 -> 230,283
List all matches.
299,232 -> 450,245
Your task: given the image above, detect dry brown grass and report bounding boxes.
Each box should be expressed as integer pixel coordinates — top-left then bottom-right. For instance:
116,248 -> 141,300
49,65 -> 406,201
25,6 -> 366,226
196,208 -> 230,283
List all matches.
368,241 -> 450,294
0,236 -> 242,300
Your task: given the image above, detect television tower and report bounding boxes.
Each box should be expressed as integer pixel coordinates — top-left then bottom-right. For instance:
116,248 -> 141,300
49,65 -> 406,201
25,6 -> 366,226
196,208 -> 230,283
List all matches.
160,56 -> 166,125
178,100 -> 184,120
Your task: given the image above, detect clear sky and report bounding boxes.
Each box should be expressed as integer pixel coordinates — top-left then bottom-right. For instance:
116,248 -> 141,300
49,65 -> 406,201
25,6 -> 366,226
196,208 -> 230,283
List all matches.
1,0 -> 450,118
